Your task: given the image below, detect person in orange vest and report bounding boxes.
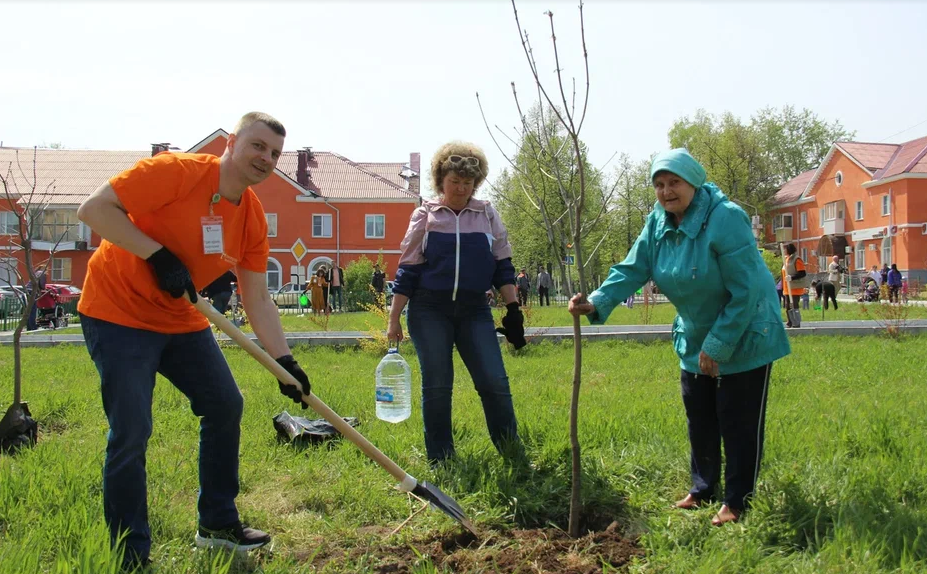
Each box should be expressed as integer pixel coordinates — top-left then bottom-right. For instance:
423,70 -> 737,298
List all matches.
781,243 -> 809,327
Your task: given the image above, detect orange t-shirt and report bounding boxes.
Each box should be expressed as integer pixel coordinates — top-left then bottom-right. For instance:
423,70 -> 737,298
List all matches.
78,152 -> 269,333
781,256 -> 806,296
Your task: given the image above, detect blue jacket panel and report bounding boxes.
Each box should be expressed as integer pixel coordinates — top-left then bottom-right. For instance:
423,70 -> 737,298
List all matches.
393,198 -> 516,299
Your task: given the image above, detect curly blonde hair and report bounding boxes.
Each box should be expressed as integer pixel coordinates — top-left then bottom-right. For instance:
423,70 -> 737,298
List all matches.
430,141 -> 489,194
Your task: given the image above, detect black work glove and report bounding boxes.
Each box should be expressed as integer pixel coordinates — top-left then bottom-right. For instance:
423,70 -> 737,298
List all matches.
496,302 -> 527,350
147,247 -> 197,302
275,354 -> 311,409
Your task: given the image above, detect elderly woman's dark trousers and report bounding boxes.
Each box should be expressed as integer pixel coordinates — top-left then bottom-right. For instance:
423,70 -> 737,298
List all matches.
680,364 -> 772,511
407,290 -> 521,463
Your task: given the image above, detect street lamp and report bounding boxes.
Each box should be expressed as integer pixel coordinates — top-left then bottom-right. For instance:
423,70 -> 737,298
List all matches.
732,199 -> 762,245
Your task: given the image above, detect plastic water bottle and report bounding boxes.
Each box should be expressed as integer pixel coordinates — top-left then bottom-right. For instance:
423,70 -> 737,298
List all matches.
375,346 -> 412,423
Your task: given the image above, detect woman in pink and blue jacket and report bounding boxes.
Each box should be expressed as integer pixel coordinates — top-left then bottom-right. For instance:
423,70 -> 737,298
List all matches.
387,141 -> 526,465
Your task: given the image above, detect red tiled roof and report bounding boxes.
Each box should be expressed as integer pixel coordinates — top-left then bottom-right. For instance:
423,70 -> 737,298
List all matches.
772,169 -> 816,205
873,135 -> 927,179
772,133 -> 927,203
276,152 -> 418,200
0,146 -> 419,205
358,162 -> 406,187
0,147 -> 147,207
834,142 -> 898,171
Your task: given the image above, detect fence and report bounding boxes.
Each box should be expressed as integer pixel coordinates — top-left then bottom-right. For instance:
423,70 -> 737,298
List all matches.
0,295 -> 80,332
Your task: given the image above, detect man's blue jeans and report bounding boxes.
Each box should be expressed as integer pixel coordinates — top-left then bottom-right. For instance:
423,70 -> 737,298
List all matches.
80,314 -> 244,563
329,286 -> 343,311
406,290 -> 521,462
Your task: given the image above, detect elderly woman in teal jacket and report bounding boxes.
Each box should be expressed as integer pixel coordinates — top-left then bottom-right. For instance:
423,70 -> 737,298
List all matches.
570,148 -> 790,526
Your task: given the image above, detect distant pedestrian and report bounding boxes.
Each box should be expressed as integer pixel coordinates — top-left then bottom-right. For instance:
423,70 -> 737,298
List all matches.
536,266 -> 552,306
326,265 -> 344,312
372,264 -> 386,307
887,263 -> 902,303
516,268 -> 530,306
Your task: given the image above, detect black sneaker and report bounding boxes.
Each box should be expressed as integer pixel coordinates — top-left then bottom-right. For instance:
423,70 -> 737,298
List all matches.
195,522 -> 271,551
120,556 -> 153,573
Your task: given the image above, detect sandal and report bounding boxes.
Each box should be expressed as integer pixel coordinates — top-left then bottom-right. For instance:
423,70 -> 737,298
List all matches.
711,504 -> 741,526
673,494 -> 703,510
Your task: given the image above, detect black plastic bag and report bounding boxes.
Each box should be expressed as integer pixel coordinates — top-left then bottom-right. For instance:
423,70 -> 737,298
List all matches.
0,402 -> 38,454
272,411 -> 359,445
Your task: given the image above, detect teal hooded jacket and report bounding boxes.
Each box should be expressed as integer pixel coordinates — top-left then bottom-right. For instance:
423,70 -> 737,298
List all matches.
587,151 -> 790,375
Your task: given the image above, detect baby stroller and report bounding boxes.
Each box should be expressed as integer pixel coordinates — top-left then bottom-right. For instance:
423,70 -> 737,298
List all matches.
857,280 -> 879,303
35,287 -> 69,329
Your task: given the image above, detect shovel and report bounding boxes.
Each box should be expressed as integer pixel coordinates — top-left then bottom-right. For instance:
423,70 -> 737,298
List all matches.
192,296 -> 478,536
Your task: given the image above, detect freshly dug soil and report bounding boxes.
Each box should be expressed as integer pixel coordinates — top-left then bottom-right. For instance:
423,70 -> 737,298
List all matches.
307,521 -> 643,573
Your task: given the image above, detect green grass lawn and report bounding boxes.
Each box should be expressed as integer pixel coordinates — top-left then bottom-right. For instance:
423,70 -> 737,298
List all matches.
12,300 -> 923,339
1,335 -> 925,572
267,301 -> 927,333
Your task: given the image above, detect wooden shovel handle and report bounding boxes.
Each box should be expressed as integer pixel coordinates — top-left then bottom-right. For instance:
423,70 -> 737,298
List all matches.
192,296 -> 410,484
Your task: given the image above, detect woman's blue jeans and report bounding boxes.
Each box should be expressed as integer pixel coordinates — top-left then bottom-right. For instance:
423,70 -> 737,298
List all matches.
407,290 -> 521,462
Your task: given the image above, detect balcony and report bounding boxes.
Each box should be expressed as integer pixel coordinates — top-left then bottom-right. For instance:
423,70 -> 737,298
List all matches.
775,228 -> 793,242
822,218 -> 845,236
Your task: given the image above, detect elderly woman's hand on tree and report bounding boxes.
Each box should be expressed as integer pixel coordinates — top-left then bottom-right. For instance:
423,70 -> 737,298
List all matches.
569,293 -> 595,317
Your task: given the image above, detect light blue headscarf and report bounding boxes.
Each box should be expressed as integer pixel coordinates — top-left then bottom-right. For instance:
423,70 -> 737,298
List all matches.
650,148 -> 707,190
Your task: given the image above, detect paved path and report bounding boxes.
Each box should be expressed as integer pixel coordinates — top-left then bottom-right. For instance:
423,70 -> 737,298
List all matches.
4,319 -> 925,348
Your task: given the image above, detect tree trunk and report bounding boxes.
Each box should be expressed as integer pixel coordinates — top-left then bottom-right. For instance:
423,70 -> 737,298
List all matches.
568,135 -> 588,538
568,312 -> 582,537
12,329 -> 21,405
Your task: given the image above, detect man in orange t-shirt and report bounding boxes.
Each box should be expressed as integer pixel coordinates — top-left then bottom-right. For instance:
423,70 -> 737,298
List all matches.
76,112 -> 310,568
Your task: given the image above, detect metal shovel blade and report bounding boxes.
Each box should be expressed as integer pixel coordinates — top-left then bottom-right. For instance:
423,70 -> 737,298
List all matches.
412,480 -> 478,536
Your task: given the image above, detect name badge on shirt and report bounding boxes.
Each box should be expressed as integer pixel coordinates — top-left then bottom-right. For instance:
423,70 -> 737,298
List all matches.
201,216 -> 223,255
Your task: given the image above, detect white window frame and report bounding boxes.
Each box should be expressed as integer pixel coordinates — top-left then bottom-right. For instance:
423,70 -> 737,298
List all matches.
265,213 -> 278,238
773,213 -> 793,230
365,214 -> 385,239
51,257 -> 71,282
882,195 -> 890,216
800,212 -> 808,231
823,201 -> 844,222
881,236 -> 892,266
855,241 -> 865,269
855,201 -> 863,221
0,211 -> 19,235
312,214 -> 332,238
266,257 -> 282,291
0,257 -> 18,285
29,208 -> 80,242
801,248 -> 808,263
835,171 -> 843,186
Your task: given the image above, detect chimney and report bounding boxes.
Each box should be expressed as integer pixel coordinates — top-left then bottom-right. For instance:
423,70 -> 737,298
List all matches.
408,152 -> 421,195
296,148 -> 310,188
151,143 -> 171,157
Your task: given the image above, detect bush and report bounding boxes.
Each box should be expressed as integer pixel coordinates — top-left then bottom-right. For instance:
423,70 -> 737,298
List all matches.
343,253 -> 386,312
759,248 -> 782,284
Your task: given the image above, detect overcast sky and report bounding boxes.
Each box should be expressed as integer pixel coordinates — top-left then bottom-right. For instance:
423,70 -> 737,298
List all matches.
4,0 -> 926,194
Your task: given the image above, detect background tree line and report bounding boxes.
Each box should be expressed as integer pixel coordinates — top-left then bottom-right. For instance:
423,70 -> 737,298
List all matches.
488,104 -> 853,292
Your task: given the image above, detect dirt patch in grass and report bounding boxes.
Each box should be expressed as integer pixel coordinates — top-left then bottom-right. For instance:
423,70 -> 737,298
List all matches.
307,521 -> 642,573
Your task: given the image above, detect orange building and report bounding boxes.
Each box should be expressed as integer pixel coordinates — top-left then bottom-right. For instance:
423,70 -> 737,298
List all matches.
765,134 -> 927,284
0,129 -> 420,291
